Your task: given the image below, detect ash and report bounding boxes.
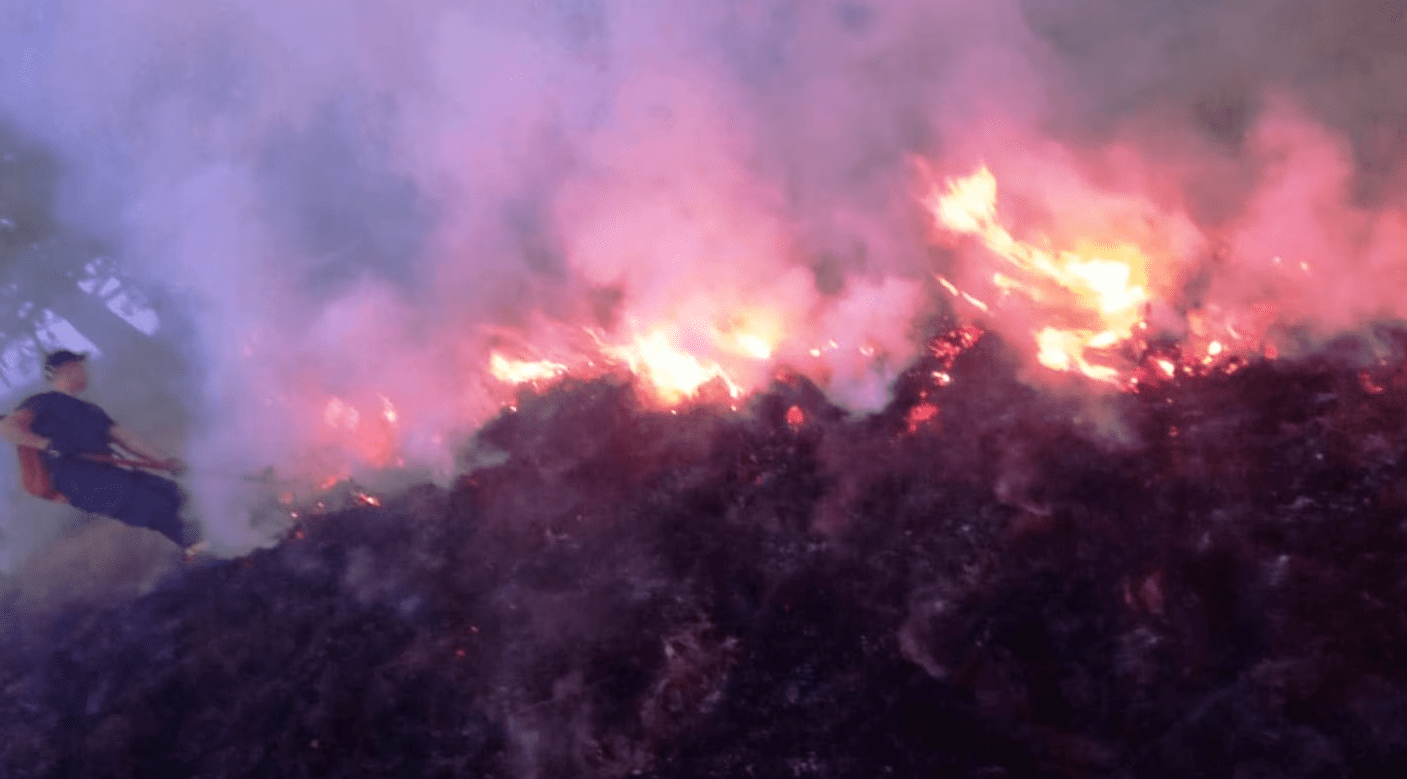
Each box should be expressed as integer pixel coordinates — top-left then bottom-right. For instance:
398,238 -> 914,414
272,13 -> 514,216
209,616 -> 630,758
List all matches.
6,332 -> 1407,779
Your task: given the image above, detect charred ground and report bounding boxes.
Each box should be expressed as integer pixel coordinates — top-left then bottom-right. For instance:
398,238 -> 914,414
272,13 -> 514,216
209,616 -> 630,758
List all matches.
5,331 -> 1407,778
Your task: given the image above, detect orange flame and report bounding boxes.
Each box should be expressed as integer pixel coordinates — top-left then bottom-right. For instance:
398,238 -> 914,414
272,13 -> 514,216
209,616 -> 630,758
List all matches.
601,331 -> 745,405
486,314 -> 783,408
928,165 -> 1154,384
489,352 -> 568,385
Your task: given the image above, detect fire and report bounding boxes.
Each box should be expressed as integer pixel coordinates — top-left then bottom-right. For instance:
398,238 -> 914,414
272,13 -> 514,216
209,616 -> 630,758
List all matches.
937,277 -> 990,313
487,319 -> 776,407
602,331 -> 745,405
714,312 -> 783,361
489,352 -> 568,385
928,165 -> 1153,384
312,392 -> 402,477
322,397 -> 360,430
735,333 -> 773,360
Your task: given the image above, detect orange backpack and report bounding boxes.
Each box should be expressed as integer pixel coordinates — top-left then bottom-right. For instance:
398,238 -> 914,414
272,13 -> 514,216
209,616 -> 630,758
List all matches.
17,444 -> 66,503
8,409 -> 68,503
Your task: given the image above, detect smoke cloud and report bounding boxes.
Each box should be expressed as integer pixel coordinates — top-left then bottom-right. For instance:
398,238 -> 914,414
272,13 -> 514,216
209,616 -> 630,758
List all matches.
1,0 -> 1406,556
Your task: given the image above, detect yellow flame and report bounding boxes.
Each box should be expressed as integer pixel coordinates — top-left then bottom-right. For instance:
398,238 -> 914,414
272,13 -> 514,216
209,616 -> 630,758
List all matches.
938,276 -> 991,312
929,165 -> 1152,384
489,311 -> 777,407
735,333 -> 774,360
711,310 -> 783,361
489,352 -> 568,385
1035,328 -> 1120,382
605,332 -> 743,405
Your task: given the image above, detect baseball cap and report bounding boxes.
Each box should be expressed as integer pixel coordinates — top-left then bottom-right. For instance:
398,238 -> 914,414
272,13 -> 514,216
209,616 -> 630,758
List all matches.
42,350 -> 87,379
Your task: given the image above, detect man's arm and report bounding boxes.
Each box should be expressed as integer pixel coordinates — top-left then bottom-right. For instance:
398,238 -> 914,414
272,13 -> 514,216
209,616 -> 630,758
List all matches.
108,425 -> 175,463
109,425 -> 186,475
0,410 -> 53,451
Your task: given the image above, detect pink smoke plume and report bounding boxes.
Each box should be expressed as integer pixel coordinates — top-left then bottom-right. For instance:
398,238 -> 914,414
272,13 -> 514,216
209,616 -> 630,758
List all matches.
0,0 -> 1404,551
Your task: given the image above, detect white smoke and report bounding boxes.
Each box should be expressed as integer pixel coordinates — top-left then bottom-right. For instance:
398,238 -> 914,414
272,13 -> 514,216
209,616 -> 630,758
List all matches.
0,0 -> 1404,557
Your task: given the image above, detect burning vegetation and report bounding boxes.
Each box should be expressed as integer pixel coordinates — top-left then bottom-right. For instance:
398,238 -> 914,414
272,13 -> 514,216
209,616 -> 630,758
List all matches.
6,327 -> 1407,777
7,1 -> 1407,777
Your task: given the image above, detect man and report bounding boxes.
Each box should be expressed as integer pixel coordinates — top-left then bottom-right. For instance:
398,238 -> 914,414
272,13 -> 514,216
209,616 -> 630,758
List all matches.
0,350 -> 198,551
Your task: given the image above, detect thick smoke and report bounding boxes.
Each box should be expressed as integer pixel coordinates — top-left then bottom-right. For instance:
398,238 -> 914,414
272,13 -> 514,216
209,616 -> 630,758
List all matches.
1,0 -> 1406,556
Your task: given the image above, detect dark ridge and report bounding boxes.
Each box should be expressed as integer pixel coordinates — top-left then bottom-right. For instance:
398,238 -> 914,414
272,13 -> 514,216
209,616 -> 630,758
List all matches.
5,331 -> 1407,777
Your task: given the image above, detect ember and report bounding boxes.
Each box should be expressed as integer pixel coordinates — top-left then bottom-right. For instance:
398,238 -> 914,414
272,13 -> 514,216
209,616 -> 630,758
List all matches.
905,400 -> 938,433
785,404 -> 805,427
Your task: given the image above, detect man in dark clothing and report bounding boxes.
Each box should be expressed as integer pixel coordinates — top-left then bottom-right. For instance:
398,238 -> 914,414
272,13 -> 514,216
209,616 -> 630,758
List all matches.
0,350 -> 196,549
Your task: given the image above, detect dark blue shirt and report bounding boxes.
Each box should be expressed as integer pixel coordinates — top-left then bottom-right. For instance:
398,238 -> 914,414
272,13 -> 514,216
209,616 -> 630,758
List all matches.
16,391 -> 133,514
19,391 -> 115,456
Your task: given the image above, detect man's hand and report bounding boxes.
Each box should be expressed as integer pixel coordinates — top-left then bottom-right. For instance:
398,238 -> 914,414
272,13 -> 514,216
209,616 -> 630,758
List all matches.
0,411 -> 53,452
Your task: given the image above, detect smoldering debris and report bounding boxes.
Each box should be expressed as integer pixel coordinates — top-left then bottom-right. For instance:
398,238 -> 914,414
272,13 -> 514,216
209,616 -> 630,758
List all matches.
5,331 -> 1407,778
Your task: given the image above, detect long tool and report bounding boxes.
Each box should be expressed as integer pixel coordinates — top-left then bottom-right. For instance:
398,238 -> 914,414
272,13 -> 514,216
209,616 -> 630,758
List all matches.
80,453 -> 292,485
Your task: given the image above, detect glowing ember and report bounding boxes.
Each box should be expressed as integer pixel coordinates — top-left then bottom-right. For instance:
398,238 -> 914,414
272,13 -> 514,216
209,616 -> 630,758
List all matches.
785,405 -> 806,427
928,325 -> 985,363
906,402 -> 939,433
928,165 -> 1153,384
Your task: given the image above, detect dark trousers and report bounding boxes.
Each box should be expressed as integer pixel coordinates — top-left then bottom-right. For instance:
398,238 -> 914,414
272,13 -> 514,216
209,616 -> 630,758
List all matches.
55,459 -> 192,547
112,471 -> 189,547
